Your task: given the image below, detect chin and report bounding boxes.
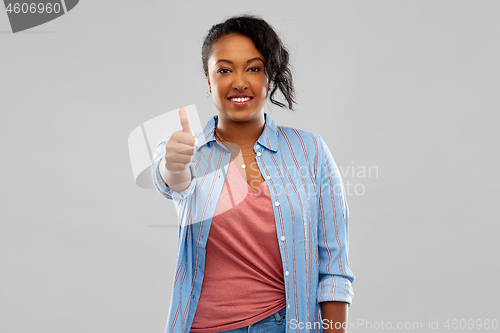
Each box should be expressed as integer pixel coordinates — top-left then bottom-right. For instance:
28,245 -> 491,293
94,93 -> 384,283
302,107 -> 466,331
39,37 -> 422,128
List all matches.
230,109 -> 261,121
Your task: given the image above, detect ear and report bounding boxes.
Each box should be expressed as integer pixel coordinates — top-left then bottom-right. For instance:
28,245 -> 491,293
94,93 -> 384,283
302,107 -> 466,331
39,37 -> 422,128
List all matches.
205,73 -> 211,89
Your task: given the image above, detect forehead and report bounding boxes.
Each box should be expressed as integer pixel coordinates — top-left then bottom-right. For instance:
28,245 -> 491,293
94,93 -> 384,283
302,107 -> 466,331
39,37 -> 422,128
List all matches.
209,34 -> 264,64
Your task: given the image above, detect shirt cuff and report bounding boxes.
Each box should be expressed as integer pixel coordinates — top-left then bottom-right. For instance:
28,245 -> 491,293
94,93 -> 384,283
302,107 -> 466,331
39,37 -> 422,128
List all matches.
317,275 -> 354,306
151,154 -> 196,201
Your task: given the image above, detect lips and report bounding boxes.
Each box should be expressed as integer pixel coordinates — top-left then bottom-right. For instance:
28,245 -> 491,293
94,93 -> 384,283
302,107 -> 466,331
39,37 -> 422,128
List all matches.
228,94 -> 253,101
227,94 -> 254,107
229,96 -> 252,102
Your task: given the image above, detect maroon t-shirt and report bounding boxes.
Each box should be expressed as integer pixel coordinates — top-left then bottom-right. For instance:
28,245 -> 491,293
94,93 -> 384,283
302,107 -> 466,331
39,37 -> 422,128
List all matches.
190,159 -> 286,332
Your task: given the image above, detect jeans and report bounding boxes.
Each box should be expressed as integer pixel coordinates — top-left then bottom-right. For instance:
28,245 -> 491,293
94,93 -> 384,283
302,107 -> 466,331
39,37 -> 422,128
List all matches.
219,307 -> 287,333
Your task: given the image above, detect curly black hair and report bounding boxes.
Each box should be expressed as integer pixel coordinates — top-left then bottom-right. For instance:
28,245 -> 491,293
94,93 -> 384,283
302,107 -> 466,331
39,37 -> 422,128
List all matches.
202,14 -> 296,110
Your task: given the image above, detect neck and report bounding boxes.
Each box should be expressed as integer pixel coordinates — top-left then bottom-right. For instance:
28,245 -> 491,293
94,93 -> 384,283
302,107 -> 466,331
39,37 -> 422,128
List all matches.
216,113 -> 265,147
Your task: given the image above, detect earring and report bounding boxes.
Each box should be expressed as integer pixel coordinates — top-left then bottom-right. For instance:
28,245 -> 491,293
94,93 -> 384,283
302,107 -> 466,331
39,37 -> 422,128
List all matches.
206,86 -> 211,98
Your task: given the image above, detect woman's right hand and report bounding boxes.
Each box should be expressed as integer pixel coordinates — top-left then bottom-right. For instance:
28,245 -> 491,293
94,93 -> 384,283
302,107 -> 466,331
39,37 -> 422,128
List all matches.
164,106 -> 197,174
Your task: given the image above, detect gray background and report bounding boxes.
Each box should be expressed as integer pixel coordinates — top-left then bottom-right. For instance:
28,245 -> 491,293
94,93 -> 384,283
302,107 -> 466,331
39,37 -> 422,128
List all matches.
1,1 -> 499,332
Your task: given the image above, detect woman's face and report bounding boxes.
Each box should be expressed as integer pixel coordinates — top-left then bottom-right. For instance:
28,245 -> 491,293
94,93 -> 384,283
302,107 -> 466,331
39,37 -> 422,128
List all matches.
206,34 -> 269,124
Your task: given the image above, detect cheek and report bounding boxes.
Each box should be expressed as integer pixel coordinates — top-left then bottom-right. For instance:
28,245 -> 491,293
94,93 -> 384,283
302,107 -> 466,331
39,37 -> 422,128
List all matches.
211,77 -> 228,95
256,77 -> 269,97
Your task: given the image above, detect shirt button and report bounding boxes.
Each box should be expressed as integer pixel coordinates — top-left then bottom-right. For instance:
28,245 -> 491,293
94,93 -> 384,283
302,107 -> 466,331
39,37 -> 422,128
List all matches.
275,201 -> 280,207
256,151 -> 261,156
280,236 -> 285,241
285,270 -> 289,276
254,145 -> 259,150
266,175 -> 271,180
288,304 -> 290,309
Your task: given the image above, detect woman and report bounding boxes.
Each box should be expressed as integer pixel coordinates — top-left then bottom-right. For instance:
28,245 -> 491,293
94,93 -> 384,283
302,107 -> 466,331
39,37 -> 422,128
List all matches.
152,15 -> 354,333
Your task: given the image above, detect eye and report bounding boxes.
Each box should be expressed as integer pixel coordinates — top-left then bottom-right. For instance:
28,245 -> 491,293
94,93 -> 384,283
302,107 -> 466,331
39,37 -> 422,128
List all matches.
217,68 -> 231,74
248,67 -> 261,72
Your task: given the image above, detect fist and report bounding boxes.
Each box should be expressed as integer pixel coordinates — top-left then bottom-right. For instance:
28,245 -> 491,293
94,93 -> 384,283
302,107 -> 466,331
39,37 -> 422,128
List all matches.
164,107 -> 197,174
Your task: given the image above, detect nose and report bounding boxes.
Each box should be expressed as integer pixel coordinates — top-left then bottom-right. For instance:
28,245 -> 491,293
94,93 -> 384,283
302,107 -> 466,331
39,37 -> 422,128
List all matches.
231,72 -> 248,91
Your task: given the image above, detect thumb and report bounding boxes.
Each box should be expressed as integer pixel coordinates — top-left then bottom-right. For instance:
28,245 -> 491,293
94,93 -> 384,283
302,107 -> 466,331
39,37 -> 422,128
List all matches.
178,106 -> 194,135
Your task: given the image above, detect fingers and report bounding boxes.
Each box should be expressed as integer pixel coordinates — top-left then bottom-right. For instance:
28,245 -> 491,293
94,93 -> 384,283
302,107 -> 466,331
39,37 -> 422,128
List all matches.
164,106 -> 198,173
164,145 -> 194,173
171,130 -> 196,146
179,106 -> 194,135
164,132 -> 196,173
172,142 -> 196,156
164,161 -> 191,173
165,151 -> 193,164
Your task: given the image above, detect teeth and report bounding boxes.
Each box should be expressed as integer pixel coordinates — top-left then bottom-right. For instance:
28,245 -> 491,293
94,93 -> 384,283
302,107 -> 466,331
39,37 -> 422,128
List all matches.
230,97 -> 251,102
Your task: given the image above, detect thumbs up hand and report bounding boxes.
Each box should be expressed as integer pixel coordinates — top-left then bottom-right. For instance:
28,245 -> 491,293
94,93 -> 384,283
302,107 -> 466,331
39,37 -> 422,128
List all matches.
164,107 -> 197,174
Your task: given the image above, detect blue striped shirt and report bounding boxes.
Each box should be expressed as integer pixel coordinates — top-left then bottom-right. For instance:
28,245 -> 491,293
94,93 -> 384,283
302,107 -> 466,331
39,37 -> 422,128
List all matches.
151,113 -> 354,333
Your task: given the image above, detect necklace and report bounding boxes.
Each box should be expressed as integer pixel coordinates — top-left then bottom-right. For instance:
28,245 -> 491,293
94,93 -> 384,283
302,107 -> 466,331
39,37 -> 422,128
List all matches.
214,127 -> 258,169
234,153 -> 258,169
222,143 -> 256,157
222,144 -> 258,168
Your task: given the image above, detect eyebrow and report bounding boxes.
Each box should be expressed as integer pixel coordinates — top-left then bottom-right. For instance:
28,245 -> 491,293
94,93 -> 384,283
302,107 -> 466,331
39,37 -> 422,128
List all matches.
215,57 -> 264,65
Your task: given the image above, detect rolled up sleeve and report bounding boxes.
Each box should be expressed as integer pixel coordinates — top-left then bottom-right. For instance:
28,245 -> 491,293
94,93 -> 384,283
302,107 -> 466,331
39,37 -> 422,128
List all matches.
151,133 -> 196,201
316,135 -> 355,305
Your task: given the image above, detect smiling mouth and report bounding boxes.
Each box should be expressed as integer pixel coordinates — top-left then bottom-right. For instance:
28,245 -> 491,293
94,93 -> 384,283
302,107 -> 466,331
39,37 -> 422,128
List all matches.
228,97 -> 253,102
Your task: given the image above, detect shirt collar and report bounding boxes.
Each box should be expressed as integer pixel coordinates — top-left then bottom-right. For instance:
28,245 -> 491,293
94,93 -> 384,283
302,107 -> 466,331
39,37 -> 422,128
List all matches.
196,112 -> 278,152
